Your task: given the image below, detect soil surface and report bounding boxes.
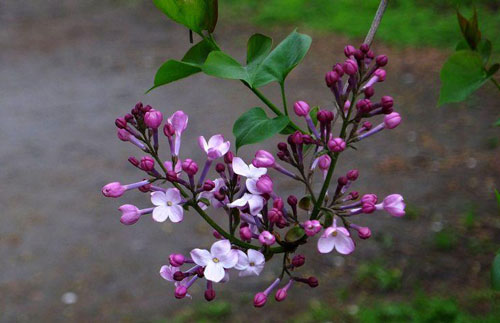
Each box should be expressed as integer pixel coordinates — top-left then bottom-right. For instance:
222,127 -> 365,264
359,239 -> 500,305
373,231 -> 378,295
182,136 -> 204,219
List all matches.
1,1 -> 499,322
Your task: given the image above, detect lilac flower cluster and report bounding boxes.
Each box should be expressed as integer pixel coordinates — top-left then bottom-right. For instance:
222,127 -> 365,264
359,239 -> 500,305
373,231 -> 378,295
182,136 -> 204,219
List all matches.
102,43 -> 405,306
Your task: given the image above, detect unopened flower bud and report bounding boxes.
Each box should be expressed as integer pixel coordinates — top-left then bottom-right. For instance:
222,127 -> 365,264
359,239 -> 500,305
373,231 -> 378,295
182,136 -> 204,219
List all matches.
362,202 -> 376,213
203,180 -> 215,191
273,197 -> 284,210
268,208 -> 282,223
214,191 -> 226,202
287,195 -> 298,206
346,169 -> 359,181
118,204 -> 141,225
376,55 -> 388,66
328,138 -> 346,152
360,43 -> 370,53
115,117 -> 127,129
356,99 -> 372,113
293,101 -> 310,117
215,163 -> 226,173
358,226 -> 372,239
175,286 -> 187,299
364,86 -> 374,98
344,45 -> 356,57
277,142 -> 288,151
343,59 -> 358,75
128,156 -> 140,167
173,271 -> 186,281
166,170 -> 178,182
318,155 -> 331,171
196,266 -> 205,278
144,109 -> 163,129
350,191 -> 359,200
140,156 -> 155,171
253,292 -> 267,307
302,134 -> 314,144
374,69 -> 386,81
325,71 -> 339,87
182,159 -> 198,175
142,104 -> 152,113
253,150 -> 275,167
381,95 -> 394,108
338,176 -> 348,186
354,49 -> 364,60
275,288 -> 287,302
239,226 -> 252,241
124,113 -> 134,122
362,194 -> 378,204
292,254 -> 305,267
117,129 -> 130,141
366,50 -> 375,59
204,289 -> 216,301
138,183 -> 151,193
169,253 -> 185,267
333,63 -> 344,76
102,182 -> 126,198
307,277 -> 319,288
224,151 -> 234,164
259,231 -> 276,246
384,112 -> 401,129
362,121 -> 373,130
163,123 -> 175,137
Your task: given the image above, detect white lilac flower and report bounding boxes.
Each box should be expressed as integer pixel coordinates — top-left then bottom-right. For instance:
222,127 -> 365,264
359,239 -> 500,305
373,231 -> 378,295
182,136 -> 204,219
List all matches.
190,240 -> 238,283
234,249 -> 265,277
151,188 -> 184,223
317,220 -> 355,255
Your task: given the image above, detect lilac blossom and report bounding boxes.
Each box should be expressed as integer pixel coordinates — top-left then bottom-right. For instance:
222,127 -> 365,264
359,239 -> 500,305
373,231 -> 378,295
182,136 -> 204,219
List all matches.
317,220 -> 355,255
198,134 -> 231,160
167,111 -> 188,156
190,240 -> 238,283
151,188 -> 184,223
235,249 -> 265,277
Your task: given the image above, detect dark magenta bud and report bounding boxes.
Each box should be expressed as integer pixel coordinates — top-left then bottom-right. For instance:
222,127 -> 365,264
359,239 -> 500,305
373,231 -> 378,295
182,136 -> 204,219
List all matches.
376,55 -> 388,66
203,179 -> 215,191
333,63 -> 345,76
350,191 -> 359,199
142,104 -> 152,113
302,134 -> 314,144
362,121 -> 373,130
346,169 -> 359,181
182,158 -> 199,175
325,71 -> 339,87
128,156 -> 139,167
358,227 -> 372,239
343,59 -> 358,75
214,191 -> 226,202
268,208 -> 282,223
338,176 -> 348,186
374,69 -> 386,81
124,113 -> 134,122
135,102 -> 143,111
317,110 -> 330,124
277,151 -> 287,161
115,117 -> 127,129
362,202 -> 376,213
292,254 -> 305,267
204,289 -> 216,301
354,49 -> 364,60
196,266 -> 205,278
215,163 -> 226,173
138,183 -> 151,193
224,151 -> 234,164
307,277 -> 319,288
175,286 -> 187,299
173,271 -> 186,281
273,197 -> 284,210
239,226 -> 252,241
140,156 -> 155,171
360,43 -> 370,53
166,170 -> 178,182
275,288 -> 287,302
253,292 -> 267,307
366,50 -> 375,59
344,45 -> 356,57
287,195 -> 298,206
163,123 -> 175,137
290,131 -> 303,145
277,142 -> 288,151
356,99 -> 372,113
169,253 -> 185,267
364,86 -> 375,98
381,96 -> 394,108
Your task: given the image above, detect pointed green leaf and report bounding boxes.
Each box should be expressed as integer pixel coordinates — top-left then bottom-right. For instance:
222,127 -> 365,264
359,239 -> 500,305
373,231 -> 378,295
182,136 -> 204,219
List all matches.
492,252 -> 500,290
182,38 -> 216,65
298,195 -> 313,211
438,50 -> 490,106
149,60 -> 201,92
203,51 -> 250,82
252,30 -> 312,88
285,226 -> 305,243
477,39 -> 492,65
246,33 -> 273,75
233,107 -> 289,151
455,40 -> 469,51
153,0 -> 218,34
487,63 -> 499,77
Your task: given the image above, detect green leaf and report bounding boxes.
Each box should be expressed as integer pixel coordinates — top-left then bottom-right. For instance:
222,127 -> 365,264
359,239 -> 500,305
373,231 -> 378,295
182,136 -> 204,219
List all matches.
233,107 -> 289,151
495,119 -> 500,127
477,39 -> 492,65
492,252 -> 500,290
298,195 -> 313,211
252,30 -> 312,88
438,50 -> 491,106
203,51 -> 250,82
285,226 -> 305,243
148,39 -> 215,92
246,33 -> 273,75
149,60 -> 201,92
153,0 -> 218,34
323,212 -> 333,228
457,8 -> 481,50
455,40 -> 469,51
310,106 -> 319,127
495,189 -> 500,209
487,63 -> 500,77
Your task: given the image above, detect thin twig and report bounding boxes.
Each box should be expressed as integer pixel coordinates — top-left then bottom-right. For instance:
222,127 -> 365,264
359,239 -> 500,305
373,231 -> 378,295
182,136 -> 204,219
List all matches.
363,0 -> 389,46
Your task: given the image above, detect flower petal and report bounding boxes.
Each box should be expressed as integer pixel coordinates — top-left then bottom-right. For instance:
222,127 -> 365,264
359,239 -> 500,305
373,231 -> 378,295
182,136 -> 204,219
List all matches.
207,134 -> 224,148
219,249 -> 238,269
165,188 -> 182,204
151,191 -> 167,206
232,157 -> 250,177
198,136 -> 208,153
248,165 -> 267,179
204,262 -> 225,282
160,265 -> 178,281
247,194 -> 264,215
317,236 -> 335,253
227,194 -> 251,208
190,248 -> 212,266
334,234 -> 355,255
217,141 -> 230,156
246,178 -> 261,194
168,205 -> 184,223
152,205 -> 169,222
247,249 -> 265,265
234,250 -> 249,270
210,239 -> 231,257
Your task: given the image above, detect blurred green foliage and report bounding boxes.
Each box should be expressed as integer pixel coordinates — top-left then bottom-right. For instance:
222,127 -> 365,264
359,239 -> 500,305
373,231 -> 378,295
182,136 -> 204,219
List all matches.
356,261 -> 403,291
434,229 -> 459,251
223,0 -> 500,51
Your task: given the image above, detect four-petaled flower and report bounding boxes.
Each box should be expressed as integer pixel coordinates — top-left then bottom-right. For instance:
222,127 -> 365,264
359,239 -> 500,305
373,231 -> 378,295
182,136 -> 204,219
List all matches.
235,249 -> 266,277
317,220 -> 355,255
151,188 -> 184,223
376,194 -> 405,217
198,134 -> 231,160
190,240 -> 238,283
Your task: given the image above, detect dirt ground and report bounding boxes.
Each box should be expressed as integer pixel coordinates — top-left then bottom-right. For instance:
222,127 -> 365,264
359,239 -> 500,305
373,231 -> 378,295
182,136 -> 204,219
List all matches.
1,1 -> 499,322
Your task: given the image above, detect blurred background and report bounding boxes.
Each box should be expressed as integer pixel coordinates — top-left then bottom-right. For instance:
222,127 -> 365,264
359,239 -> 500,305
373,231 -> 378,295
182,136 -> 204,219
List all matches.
1,0 -> 499,322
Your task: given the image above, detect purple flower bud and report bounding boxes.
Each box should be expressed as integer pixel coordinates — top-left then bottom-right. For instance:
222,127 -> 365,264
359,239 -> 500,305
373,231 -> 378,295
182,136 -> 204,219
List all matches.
362,121 -> 373,130
224,151 -> 234,164
163,123 -> 175,137
287,195 -> 297,206
259,231 -> 276,246
115,117 -> 127,129
169,253 -> 185,267
124,113 -> 134,122
204,289 -> 216,301
318,155 -> 331,171
381,96 -> 394,109
302,134 -> 314,144
317,110 -> 329,123
175,285 -> 187,299
128,156 -> 140,167
203,180 -> 216,191
364,86 -> 375,98
102,182 -> 126,198
343,59 -> 358,75
166,170 -> 178,182
239,226 -> 252,241
292,254 -> 305,267
290,131 -> 303,145
356,99 -> 372,113
268,208 -> 282,223
307,277 -> 319,288
333,63 -> 345,76
273,197 -> 284,210
117,129 -> 130,141
354,49 -> 364,60
214,191 -> 226,202
144,109 -> 163,129
213,230 -> 223,239
325,71 -> 339,87
133,102 -> 143,113
362,202 -> 376,213
277,142 -> 288,151
196,267 -> 205,278
253,292 -> 267,307
366,50 -> 375,59
138,183 -> 151,193
338,176 -> 348,186
118,204 -> 141,225
362,194 -> 378,204
358,227 -> 371,239
253,150 -> 275,168
384,112 -> 401,129
215,163 -> 226,173
350,191 -> 360,200
328,138 -> 346,152
344,45 -> 356,57
277,151 -> 287,161
173,271 -> 186,281
275,288 -> 287,302
293,101 -> 310,117
182,159 -> 199,175
376,55 -> 388,66
142,104 -> 152,113
360,43 -> 370,53
374,69 -> 386,81
140,156 -> 155,172
347,169 -> 359,181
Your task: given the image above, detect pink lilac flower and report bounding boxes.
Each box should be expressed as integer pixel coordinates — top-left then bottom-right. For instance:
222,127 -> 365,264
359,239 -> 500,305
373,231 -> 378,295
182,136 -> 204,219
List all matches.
253,278 -> 281,307
317,220 -> 355,255
375,194 -> 405,217
252,150 -> 275,168
259,231 -> 276,246
234,249 -> 265,277
160,264 -> 180,282
232,157 -> 267,194
118,204 -> 153,225
328,137 -> 346,152
167,111 -> 188,156
102,179 -> 149,198
190,240 -> 238,283
144,109 -> 163,129
151,188 -> 184,223
198,134 -> 231,160
303,220 -> 322,237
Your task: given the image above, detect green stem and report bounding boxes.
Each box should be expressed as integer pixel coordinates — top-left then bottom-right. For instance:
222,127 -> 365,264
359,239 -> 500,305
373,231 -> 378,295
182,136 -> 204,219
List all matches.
280,82 -> 288,116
